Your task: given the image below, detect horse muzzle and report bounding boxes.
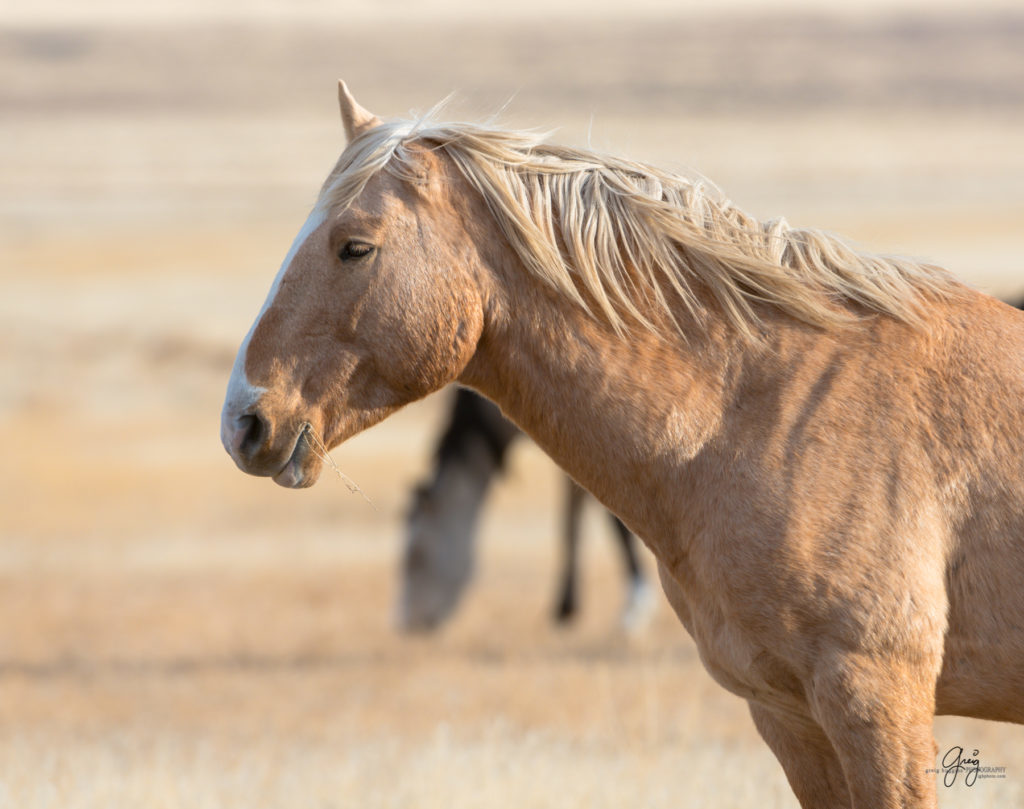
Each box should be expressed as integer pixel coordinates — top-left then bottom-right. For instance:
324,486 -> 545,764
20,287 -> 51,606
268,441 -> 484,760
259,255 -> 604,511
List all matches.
221,407 -> 319,488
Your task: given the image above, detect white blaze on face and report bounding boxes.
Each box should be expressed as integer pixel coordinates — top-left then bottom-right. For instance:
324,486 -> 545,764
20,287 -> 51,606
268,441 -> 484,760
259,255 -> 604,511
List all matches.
220,206 -> 329,450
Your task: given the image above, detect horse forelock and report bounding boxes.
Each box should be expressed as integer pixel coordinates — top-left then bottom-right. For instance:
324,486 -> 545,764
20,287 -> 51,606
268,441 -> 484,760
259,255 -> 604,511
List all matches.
321,112 -> 960,341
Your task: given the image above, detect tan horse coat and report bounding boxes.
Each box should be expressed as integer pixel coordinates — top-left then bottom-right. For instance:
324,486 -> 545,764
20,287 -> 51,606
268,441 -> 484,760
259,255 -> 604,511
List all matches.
222,84 -> 1024,808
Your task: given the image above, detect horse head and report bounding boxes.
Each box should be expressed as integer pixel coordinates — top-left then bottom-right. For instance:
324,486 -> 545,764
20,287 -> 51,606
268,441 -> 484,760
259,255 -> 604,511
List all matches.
221,83 -> 488,487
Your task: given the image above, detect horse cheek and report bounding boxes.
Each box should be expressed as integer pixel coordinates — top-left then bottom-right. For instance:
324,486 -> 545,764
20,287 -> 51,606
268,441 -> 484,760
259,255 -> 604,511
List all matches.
390,291 -> 482,401
370,299 -> 441,400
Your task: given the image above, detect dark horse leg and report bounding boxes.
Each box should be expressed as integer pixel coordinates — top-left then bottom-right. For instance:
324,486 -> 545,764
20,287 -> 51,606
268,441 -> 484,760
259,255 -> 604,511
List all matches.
554,477 -> 587,622
555,479 -> 654,630
610,513 -> 642,585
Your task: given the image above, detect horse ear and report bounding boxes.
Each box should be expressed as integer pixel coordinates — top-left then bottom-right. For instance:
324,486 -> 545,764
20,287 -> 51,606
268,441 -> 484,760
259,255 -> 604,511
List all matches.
338,80 -> 381,143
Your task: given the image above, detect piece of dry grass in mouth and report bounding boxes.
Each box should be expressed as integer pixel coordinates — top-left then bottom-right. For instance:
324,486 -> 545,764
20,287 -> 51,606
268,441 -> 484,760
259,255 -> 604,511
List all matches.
301,425 -> 375,508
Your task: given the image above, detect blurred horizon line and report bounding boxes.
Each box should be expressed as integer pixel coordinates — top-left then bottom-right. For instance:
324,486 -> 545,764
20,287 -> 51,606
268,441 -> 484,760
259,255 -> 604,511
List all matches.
6,0 -> 1024,27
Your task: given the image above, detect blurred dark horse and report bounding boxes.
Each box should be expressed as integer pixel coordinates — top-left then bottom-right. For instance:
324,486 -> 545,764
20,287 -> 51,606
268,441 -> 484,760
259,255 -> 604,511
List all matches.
396,388 -> 655,633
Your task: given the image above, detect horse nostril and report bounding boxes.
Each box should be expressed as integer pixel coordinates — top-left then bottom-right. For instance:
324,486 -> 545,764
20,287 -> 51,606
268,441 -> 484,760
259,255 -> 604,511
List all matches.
237,412 -> 266,458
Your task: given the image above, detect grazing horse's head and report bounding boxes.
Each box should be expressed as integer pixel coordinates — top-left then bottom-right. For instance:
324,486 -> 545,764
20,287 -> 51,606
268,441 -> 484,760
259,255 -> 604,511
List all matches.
396,475 -> 480,633
221,83 -> 487,487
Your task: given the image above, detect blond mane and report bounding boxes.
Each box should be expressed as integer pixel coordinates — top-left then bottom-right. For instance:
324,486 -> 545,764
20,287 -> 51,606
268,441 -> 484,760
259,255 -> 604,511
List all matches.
322,114 -> 957,340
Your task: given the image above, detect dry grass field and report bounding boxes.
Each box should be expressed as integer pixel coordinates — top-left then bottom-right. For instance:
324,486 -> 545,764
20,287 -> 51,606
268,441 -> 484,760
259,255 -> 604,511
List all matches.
3,3 -> 1024,806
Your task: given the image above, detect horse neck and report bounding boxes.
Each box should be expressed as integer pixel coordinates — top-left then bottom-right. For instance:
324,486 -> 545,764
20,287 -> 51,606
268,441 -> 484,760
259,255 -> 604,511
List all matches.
459,264 -> 745,552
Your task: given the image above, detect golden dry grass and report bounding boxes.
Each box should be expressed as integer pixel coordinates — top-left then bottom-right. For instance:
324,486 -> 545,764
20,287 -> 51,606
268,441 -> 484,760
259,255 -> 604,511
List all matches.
3,6 -> 1024,807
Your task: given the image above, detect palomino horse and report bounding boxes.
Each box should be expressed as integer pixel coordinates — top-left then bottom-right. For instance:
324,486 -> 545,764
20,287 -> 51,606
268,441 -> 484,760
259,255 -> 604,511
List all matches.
398,386 -> 654,633
222,83 -> 1024,808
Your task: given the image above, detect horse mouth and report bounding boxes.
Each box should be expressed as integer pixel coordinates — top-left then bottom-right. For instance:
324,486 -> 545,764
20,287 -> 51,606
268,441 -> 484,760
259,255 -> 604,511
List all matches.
272,424 -> 322,489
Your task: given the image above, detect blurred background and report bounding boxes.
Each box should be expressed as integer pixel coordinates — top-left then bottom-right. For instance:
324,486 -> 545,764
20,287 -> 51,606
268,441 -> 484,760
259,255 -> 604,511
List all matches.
2,1 -> 1023,806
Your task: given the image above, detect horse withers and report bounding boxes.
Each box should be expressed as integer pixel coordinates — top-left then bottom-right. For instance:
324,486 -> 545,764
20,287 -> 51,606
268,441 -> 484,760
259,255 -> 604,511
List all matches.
221,83 -> 1024,809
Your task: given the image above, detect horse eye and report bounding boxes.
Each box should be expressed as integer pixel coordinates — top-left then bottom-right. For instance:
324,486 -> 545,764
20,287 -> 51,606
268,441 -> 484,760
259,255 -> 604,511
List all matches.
338,241 -> 375,262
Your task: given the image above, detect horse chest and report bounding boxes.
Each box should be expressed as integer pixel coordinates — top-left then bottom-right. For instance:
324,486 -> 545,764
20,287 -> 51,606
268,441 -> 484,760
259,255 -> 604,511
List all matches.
657,558 -> 808,711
